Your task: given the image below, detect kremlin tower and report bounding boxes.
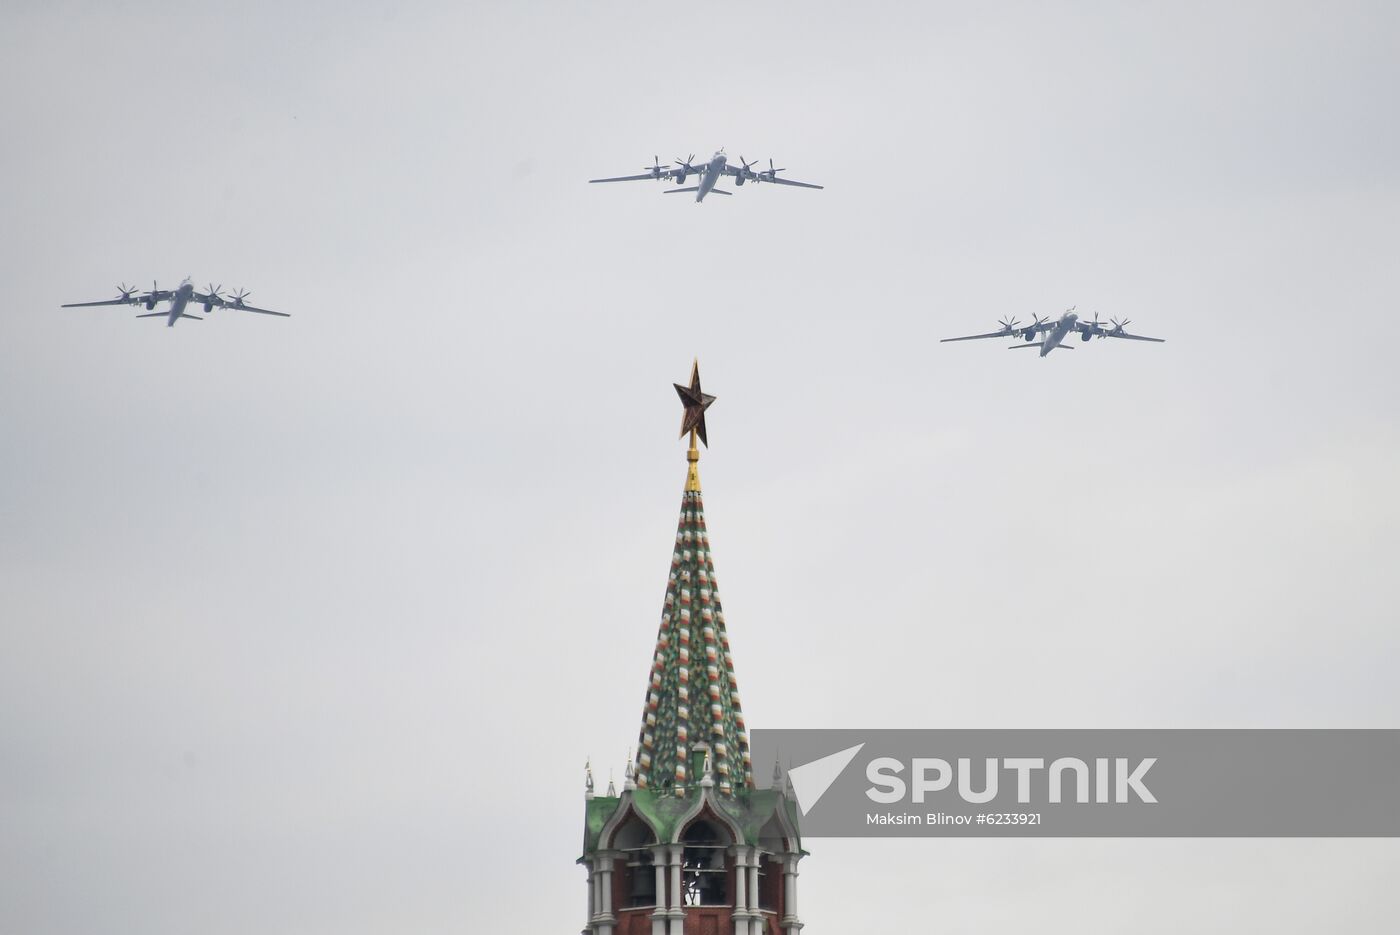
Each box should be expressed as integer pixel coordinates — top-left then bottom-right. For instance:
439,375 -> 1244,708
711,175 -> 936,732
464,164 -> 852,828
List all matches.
578,363 -> 807,935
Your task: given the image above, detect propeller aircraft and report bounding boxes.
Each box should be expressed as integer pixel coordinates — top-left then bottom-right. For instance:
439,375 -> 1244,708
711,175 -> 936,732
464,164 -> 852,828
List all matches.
589,150 -> 823,203
61,278 -> 290,328
942,308 -> 1164,357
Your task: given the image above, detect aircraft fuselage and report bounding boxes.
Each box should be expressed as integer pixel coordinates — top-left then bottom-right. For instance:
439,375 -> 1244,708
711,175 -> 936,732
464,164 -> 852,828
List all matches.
1040,313 -> 1077,357
165,282 -> 194,327
694,152 -> 726,202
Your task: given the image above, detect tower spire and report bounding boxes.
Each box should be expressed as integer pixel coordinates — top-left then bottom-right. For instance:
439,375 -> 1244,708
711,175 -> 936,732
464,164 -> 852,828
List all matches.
578,366 -> 808,935
635,362 -> 751,797
686,428 -> 701,492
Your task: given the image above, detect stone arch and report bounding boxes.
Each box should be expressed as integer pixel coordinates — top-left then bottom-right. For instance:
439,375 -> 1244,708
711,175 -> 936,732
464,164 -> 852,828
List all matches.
667,791 -> 746,846
677,813 -> 733,907
613,814 -> 660,910
598,796 -> 662,851
758,810 -> 798,855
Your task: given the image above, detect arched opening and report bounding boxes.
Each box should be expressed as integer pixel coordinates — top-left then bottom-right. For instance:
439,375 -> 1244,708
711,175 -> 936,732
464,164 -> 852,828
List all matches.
613,815 -> 658,908
755,853 -> 780,912
680,818 -> 730,906
756,815 -> 790,912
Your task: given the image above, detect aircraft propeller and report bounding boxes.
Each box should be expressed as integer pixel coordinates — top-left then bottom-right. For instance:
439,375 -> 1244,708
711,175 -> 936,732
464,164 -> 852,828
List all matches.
645,156 -> 665,179
230,288 -> 252,307
136,279 -> 162,310
758,158 -> 787,182
673,153 -> 698,183
205,283 -> 223,301
116,283 -> 139,301
1109,317 -> 1131,334
997,316 -> 1021,334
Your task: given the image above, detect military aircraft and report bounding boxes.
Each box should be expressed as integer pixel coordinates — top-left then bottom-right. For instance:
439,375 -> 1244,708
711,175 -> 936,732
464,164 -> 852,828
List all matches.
589,150 -> 823,203
941,308 -> 1164,358
61,278 -> 290,327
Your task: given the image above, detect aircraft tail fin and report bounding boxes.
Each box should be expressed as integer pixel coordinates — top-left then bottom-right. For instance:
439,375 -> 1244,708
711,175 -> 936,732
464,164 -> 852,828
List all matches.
663,187 -> 700,194
134,312 -> 166,318
179,313 -> 203,320
706,188 -> 732,196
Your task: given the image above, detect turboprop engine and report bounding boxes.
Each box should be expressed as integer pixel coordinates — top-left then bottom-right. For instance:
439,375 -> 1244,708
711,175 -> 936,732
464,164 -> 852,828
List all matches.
202,284 -> 223,315
735,156 -> 758,187
674,153 -> 696,185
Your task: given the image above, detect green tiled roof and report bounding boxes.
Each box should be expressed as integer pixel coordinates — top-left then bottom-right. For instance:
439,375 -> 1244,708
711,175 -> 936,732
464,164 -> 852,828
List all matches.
581,456 -> 803,862
581,788 -> 803,855
633,485 -> 753,797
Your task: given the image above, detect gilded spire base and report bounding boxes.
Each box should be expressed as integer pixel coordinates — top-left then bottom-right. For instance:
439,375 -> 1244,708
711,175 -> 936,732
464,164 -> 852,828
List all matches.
685,435 -> 702,492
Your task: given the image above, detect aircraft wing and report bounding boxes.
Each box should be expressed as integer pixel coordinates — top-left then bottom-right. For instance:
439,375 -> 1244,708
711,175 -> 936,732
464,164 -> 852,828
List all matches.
61,297 -> 139,308
760,176 -> 823,190
940,330 -> 1015,343
589,170 -> 680,183
205,296 -> 291,317
1103,329 -> 1164,343
222,301 -> 290,317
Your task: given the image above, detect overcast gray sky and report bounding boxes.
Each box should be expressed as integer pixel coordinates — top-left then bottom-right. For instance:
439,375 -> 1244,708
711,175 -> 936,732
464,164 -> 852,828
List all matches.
2,1 -> 1397,932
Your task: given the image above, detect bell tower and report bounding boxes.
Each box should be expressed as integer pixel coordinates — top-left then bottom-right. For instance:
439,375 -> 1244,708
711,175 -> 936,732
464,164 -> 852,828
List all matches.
579,362 -> 807,935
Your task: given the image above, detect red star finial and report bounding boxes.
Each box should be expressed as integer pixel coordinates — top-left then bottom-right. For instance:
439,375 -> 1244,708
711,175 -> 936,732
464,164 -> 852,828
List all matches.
674,359 -> 717,447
